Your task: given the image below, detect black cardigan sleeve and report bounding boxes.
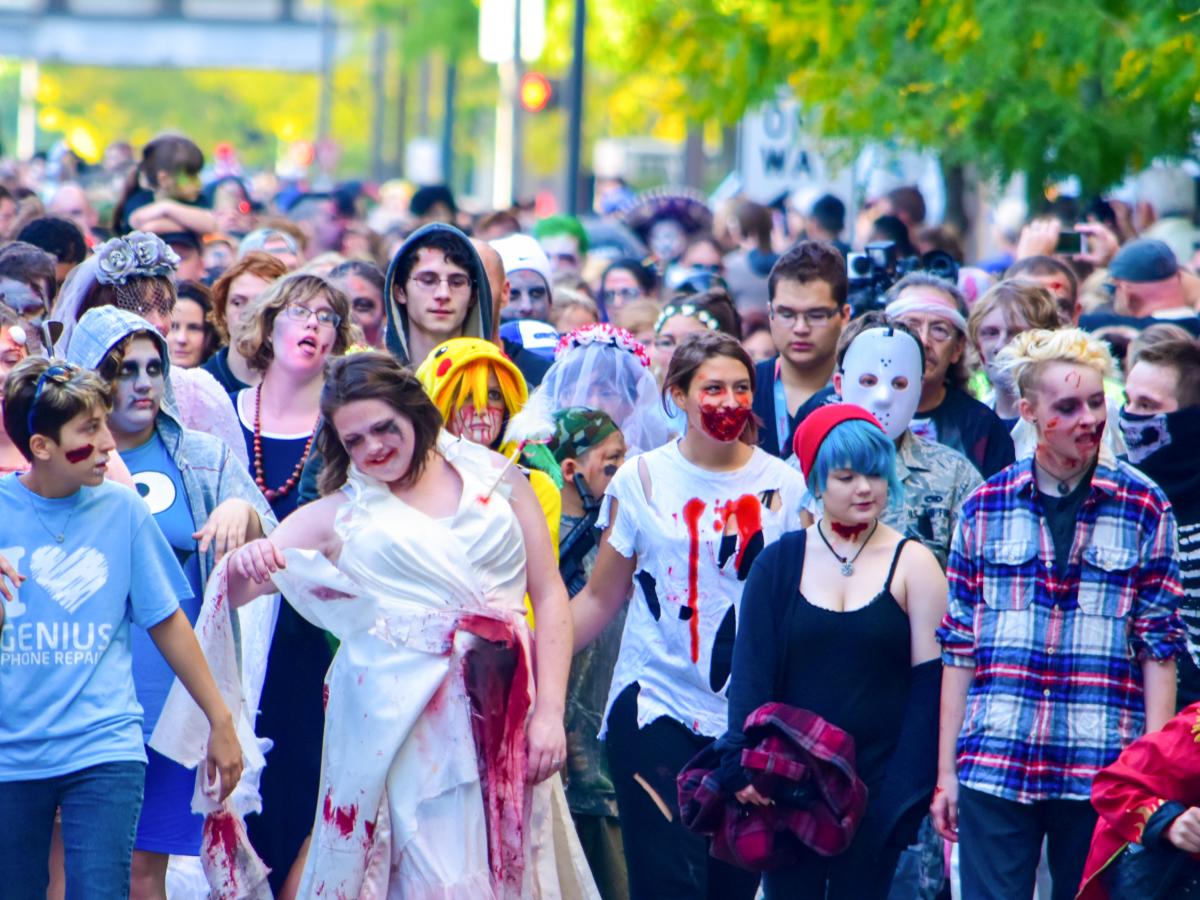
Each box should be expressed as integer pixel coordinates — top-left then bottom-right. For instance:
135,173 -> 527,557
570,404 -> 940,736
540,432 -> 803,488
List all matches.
716,530 -> 807,791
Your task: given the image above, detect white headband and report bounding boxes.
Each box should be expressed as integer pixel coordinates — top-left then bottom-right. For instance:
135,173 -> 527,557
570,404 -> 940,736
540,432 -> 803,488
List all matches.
885,295 -> 968,334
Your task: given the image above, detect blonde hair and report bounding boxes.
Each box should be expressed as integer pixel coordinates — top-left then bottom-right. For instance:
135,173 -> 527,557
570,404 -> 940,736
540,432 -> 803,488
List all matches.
432,356 -> 526,426
996,327 -> 1115,398
966,279 -> 1061,348
233,273 -> 360,373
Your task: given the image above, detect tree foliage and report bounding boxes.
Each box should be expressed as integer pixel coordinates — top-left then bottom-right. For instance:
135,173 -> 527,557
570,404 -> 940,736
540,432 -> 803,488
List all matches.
598,0 -> 1200,194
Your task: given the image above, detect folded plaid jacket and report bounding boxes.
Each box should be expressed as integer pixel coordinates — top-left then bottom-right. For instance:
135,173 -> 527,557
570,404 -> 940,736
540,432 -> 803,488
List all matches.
677,702 -> 868,871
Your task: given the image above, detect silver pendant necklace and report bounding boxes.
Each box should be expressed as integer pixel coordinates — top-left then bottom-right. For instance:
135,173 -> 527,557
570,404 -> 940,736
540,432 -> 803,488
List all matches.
817,519 -> 879,576
27,492 -> 77,544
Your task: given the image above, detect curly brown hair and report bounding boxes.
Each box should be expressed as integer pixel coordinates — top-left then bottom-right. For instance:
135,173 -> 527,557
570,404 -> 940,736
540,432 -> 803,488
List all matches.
232,273 -> 360,374
210,251 -> 288,341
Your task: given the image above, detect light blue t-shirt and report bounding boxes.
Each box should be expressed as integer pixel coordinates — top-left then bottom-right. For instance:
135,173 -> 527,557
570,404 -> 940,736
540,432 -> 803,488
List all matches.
0,474 -> 189,780
124,433 -> 204,739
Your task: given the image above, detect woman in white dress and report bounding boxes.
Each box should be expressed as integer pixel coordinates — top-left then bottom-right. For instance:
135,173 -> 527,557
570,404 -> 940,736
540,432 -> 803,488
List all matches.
224,351 -> 582,899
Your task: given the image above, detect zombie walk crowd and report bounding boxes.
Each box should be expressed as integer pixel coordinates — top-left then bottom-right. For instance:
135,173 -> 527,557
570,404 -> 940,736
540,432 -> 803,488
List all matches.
4,137 -> 1200,900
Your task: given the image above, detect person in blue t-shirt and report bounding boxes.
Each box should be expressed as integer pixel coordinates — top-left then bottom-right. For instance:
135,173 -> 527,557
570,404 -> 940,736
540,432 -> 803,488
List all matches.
0,356 -> 242,900
64,305 -> 276,898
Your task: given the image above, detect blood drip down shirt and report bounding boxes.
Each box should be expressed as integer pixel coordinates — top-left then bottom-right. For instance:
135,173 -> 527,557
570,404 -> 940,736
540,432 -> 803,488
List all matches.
599,440 -> 806,738
0,475 -> 190,780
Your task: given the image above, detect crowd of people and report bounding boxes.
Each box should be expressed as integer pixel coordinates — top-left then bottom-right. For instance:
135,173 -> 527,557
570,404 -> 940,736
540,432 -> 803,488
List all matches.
2,133 -> 1200,900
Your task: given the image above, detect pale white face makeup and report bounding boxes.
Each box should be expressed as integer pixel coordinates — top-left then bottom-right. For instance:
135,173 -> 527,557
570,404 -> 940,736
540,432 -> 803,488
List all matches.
836,327 -> 923,440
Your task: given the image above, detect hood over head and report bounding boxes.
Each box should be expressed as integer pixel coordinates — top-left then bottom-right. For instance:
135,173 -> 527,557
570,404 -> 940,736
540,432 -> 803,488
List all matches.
383,223 -> 494,366
64,305 -> 181,426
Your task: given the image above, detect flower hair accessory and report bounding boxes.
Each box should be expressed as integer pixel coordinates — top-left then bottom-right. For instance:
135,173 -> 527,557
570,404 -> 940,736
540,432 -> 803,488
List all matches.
555,322 -> 652,368
655,303 -> 719,334
95,232 -> 181,285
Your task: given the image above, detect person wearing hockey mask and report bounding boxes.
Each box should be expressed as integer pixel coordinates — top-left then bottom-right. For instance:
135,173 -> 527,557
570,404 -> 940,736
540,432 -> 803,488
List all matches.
828,311 -> 983,568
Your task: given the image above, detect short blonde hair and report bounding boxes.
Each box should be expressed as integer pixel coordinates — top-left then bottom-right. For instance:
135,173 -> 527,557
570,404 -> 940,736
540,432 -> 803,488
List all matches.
996,327 -> 1115,399
234,273 -> 360,373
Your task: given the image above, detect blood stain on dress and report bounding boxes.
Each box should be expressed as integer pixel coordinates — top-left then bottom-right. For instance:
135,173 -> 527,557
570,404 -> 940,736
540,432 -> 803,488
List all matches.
322,792 -> 359,837
682,498 -> 706,663
203,809 -> 241,888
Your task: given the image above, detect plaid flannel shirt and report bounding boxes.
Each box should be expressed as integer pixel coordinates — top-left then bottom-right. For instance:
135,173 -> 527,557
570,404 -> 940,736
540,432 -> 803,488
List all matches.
937,452 -> 1185,803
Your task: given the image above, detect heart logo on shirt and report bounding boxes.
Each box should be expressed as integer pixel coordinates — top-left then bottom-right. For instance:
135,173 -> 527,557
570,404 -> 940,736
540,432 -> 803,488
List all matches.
30,545 -> 108,614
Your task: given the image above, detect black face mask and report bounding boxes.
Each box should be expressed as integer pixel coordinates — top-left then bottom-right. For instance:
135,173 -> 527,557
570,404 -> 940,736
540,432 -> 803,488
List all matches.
1119,405 -> 1200,522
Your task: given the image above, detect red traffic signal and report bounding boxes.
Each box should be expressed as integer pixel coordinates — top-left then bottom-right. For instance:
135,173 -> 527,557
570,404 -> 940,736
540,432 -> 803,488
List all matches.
519,72 -> 554,113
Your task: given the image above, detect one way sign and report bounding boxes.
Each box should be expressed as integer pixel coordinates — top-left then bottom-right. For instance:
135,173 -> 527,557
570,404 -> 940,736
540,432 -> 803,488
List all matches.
739,95 -> 816,205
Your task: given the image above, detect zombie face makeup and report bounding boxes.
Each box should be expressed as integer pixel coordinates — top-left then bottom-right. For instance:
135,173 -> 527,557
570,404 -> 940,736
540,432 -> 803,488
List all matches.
270,296 -> 336,374
678,356 -> 753,443
449,371 -> 506,447
575,430 -> 628,499
109,336 -> 165,441
1022,360 -> 1106,474
837,327 -> 923,440
333,398 -> 418,483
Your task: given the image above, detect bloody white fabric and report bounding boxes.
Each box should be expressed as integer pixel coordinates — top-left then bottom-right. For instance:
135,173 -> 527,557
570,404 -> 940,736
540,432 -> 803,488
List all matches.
270,435 -> 597,899
149,564 -> 271,900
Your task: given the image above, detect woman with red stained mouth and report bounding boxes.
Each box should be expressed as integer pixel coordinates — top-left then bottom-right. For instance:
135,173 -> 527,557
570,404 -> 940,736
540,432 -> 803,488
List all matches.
226,272 -> 359,895
720,405 -> 947,899
570,331 -> 808,900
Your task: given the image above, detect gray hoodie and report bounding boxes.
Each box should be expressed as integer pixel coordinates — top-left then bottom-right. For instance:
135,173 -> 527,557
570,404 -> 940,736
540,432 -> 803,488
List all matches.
383,222 -> 494,364
65,305 -> 277,592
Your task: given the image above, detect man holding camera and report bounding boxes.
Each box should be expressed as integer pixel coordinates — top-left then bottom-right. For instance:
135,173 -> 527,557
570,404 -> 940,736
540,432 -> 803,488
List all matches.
886,273 -> 1016,478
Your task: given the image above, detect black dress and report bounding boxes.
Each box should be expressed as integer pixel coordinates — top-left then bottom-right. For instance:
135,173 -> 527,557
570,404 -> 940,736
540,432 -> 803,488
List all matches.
725,530 -> 916,900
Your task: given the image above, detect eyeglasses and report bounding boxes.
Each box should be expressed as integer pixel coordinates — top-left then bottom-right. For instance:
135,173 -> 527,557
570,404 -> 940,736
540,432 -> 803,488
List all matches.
285,303 -> 342,329
409,271 -> 472,292
897,317 -> 957,343
600,286 -> 642,305
27,363 -> 81,435
770,306 -> 840,328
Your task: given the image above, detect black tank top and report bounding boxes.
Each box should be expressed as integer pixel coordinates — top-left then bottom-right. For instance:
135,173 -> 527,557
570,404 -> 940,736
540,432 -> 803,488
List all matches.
780,532 -> 913,787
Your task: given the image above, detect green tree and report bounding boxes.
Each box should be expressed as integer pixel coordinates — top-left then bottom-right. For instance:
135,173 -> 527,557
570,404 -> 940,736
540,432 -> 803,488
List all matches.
597,0 -> 1200,199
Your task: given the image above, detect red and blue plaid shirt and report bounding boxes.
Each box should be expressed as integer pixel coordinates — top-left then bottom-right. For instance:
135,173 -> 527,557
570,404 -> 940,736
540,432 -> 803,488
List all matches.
937,453 -> 1185,803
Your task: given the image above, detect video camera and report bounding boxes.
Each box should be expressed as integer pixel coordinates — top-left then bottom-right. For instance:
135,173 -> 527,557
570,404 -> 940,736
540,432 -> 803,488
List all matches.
846,241 -> 960,314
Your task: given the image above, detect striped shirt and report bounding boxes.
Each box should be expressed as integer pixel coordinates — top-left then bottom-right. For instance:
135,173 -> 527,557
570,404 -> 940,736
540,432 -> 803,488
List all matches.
937,452 -> 1185,803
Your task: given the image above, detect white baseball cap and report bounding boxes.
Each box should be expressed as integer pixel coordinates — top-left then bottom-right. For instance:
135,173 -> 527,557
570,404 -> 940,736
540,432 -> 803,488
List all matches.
490,233 -> 553,287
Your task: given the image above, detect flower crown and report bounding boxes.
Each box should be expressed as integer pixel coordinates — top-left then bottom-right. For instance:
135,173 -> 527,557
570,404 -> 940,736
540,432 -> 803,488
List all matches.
95,232 -> 181,286
654,302 -> 719,334
555,322 -> 652,368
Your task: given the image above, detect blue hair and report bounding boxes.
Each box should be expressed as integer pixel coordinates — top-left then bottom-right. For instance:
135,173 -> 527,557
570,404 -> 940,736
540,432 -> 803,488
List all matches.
807,419 -> 904,509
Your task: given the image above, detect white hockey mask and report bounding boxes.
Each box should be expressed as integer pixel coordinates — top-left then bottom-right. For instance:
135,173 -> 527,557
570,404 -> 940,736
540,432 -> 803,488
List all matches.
839,327 -> 923,440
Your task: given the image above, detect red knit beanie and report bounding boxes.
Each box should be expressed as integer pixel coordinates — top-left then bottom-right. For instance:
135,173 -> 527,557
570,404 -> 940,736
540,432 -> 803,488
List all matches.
793,404 -> 886,480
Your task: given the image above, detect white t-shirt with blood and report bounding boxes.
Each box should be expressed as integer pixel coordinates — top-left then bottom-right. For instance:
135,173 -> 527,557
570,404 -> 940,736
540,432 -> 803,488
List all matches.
599,440 -> 806,738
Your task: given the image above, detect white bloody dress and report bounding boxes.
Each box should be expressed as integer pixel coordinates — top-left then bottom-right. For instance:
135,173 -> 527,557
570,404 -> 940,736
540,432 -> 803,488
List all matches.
270,434 -> 597,900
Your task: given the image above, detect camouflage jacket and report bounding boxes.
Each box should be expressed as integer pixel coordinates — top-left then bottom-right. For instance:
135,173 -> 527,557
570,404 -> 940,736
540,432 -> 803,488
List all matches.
884,431 -> 983,569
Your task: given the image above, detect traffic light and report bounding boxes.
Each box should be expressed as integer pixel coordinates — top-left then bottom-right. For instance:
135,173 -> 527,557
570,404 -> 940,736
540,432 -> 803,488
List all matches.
519,72 -> 557,113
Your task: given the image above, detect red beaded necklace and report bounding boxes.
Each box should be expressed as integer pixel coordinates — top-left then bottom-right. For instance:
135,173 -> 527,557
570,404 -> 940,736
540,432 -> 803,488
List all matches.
252,382 -> 316,502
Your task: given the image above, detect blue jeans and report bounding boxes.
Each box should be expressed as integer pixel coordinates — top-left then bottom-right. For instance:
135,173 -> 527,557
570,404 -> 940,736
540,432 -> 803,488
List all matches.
0,760 -> 146,900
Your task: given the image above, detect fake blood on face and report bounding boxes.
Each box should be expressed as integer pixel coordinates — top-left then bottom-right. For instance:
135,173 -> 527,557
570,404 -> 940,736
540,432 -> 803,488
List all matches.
65,444 -> 94,464
682,498 -> 706,663
699,403 -> 751,442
